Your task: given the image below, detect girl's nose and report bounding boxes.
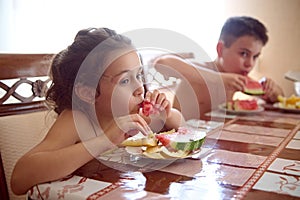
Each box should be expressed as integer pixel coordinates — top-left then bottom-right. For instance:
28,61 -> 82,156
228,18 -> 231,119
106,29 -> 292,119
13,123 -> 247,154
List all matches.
133,84 -> 144,97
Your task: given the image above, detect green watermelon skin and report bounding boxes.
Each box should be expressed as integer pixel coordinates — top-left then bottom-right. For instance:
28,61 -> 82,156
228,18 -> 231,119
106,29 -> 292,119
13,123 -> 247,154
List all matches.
156,128 -> 206,152
244,78 -> 265,95
169,137 -> 205,151
244,88 -> 264,95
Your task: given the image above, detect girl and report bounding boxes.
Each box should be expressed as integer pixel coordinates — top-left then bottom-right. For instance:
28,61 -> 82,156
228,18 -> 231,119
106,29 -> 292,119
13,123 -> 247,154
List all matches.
11,28 -> 183,195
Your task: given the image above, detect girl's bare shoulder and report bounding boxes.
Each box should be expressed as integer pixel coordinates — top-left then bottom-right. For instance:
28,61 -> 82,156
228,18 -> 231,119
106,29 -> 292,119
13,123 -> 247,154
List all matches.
44,109 -> 90,143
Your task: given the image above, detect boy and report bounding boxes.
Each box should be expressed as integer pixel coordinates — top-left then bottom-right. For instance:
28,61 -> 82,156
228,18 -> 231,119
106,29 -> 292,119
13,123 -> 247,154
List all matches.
154,16 -> 284,118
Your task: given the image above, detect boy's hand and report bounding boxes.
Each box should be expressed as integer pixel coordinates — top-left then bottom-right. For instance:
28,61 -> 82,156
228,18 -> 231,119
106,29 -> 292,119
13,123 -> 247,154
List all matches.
261,77 -> 284,103
221,73 -> 246,92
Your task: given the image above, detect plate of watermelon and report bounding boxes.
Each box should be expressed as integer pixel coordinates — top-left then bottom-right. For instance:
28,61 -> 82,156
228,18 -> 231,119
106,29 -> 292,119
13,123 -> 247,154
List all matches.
122,128 -> 207,160
243,77 -> 265,95
219,99 -> 264,114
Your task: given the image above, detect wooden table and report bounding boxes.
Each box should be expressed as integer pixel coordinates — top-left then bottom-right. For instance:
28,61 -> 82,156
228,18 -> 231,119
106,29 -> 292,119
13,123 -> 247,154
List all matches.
29,108 -> 300,200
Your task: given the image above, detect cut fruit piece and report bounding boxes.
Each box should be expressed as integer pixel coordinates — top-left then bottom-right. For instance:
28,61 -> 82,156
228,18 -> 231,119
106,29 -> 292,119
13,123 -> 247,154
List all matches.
160,146 -> 189,158
226,101 -> 234,110
145,145 -> 162,153
121,132 -> 158,147
277,94 -> 300,109
234,99 -> 258,111
244,77 -> 265,95
155,127 -> 206,152
142,151 -> 166,159
141,101 -> 159,116
225,99 -> 259,111
142,146 -> 190,159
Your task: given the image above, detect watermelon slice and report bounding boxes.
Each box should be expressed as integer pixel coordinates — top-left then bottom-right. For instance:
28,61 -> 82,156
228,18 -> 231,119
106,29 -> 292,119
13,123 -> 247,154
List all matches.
141,101 -> 159,116
234,99 -> 258,111
226,99 -> 258,111
155,127 -> 206,152
244,77 -> 265,95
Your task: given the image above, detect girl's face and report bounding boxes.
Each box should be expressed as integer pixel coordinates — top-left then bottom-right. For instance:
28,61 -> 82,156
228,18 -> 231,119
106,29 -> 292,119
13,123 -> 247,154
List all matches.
218,35 -> 263,75
96,51 -> 145,117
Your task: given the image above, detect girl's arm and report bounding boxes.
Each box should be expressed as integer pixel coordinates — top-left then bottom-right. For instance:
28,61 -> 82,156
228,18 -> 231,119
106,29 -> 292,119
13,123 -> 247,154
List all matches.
11,109 -> 151,195
154,55 -> 246,92
11,110 -> 114,195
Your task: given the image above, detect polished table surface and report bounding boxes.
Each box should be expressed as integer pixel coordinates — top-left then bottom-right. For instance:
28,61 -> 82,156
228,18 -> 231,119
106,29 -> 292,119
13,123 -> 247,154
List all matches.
29,106 -> 300,200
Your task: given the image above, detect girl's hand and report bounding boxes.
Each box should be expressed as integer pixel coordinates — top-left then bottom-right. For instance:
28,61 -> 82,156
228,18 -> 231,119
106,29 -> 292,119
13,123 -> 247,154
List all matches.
139,89 -> 172,133
105,114 -> 151,145
144,89 -> 171,118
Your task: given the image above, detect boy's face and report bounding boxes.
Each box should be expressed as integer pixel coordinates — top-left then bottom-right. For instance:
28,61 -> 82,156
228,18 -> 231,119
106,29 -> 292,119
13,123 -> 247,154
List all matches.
97,51 -> 145,117
217,35 -> 264,75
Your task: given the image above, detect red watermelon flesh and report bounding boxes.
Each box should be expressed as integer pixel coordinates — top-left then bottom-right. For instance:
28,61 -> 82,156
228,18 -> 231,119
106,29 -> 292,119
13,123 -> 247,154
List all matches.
234,99 -> 258,111
244,77 -> 265,95
141,101 -> 159,116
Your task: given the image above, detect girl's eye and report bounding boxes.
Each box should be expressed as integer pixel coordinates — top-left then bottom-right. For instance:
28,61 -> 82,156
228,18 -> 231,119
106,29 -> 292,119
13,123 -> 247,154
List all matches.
119,78 -> 130,85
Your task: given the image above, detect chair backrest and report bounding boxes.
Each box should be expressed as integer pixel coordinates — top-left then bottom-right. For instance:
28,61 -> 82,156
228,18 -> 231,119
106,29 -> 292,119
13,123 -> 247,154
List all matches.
0,54 -> 55,116
143,51 -> 195,91
0,53 -> 55,200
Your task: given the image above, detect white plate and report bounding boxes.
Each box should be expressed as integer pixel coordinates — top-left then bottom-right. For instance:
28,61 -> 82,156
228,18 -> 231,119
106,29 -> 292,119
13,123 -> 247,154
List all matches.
273,103 -> 300,114
97,146 -> 212,172
125,146 -> 211,160
218,103 -> 264,114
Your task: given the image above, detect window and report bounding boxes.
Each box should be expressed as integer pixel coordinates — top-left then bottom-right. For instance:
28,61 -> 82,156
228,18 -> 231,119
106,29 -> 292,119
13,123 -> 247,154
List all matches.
0,0 -> 225,59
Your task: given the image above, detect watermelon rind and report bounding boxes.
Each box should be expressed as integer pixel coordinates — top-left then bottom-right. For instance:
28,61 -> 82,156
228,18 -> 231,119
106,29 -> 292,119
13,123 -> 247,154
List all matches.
169,136 -> 206,152
156,129 -> 206,152
244,88 -> 265,95
244,78 -> 265,95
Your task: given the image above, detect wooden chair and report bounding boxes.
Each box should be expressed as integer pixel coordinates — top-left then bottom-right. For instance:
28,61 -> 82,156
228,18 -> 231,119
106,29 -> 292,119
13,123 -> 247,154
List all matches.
142,51 -> 195,111
0,54 -> 55,200
0,54 -> 55,116
143,52 -> 195,91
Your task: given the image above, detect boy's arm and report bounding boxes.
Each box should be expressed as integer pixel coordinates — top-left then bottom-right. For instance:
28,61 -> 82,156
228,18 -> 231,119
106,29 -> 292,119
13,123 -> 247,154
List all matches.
154,55 -> 246,93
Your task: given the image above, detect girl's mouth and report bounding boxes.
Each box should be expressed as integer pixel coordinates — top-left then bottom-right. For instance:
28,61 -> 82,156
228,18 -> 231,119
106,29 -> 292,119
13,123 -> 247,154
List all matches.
241,71 -> 249,76
138,102 -> 143,108
138,99 -> 146,108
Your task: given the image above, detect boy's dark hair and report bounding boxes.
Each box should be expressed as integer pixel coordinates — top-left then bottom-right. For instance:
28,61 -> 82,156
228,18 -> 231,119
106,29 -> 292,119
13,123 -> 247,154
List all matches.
219,16 -> 268,47
46,28 -> 133,114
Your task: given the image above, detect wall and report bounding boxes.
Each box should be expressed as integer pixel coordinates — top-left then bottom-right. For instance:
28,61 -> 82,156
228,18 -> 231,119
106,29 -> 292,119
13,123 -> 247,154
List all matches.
0,0 -> 299,95
224,0 -> 300,96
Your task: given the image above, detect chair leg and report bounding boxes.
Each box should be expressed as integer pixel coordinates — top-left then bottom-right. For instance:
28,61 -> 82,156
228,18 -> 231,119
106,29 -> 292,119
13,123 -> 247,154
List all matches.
0,152 -> 9,200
